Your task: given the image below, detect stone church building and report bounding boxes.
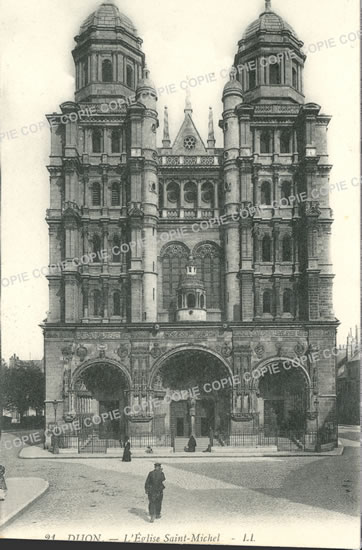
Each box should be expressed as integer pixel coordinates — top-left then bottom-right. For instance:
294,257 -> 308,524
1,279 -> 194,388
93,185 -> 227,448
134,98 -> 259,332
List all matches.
44,0 -> 338,449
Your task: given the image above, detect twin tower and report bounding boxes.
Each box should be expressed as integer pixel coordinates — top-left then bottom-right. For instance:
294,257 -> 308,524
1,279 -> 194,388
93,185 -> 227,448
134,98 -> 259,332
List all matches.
44,0 -> 337,438
46,0 -> 334,326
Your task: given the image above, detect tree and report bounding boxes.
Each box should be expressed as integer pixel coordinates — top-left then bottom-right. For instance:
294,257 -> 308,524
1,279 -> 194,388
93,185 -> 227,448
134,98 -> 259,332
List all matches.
3,364 -> 45,419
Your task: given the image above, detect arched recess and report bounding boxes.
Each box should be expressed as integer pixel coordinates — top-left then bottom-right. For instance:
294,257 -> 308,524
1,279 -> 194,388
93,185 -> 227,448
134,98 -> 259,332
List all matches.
248,356 -> 312,434
71,358 -> 132,391
160,241 -> 190,314
193,241 -> 222,310
70,358 -> 132,438
148,345 -> 234,390
148,346 -> 234,437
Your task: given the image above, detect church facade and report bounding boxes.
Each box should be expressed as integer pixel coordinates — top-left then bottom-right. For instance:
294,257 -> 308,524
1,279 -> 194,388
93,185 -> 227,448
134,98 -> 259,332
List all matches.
44,0 -> 338,448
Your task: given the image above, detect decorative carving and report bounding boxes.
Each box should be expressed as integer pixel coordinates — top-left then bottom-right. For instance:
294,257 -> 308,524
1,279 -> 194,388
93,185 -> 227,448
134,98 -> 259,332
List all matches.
231,412 -> 255,422
254,343 -> 265,359
97,344 -> 107,358
150,343 -> 163,359
117,344 -> 130,359
61,344 -> 74,362
62,366 -> 71,395
63,412 -> 76,423
193,242 -> 220,259
275,342 -> 283,357
128,204 -> 144,218
294,342 -> 306,357
305,201 -> 321,216
161,243 -> 190,258
76,345 -> 88,361
220,343 -> 232,357
127,414 -> 153,423
224,181 -> 232,192
148,182 -> 157,194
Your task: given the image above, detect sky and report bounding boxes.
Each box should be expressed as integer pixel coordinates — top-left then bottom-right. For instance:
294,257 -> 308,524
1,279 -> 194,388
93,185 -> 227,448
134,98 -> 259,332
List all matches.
0,0 -> 360,360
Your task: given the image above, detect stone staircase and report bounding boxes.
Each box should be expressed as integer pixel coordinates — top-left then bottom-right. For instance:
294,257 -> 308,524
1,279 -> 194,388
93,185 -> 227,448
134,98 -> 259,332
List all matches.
174,437 -> 210,452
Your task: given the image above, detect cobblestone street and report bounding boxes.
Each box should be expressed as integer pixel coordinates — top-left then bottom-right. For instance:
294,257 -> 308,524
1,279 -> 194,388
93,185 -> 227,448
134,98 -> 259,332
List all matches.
0,428 -> 359,548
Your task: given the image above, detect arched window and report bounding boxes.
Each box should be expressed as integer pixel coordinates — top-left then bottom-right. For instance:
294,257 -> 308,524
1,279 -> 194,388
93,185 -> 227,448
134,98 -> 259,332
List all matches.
177,294 -> 182,309
166,181 -> 180,206
261,181 -> 271,205
92,235 -> 101,259
201,181 -> 214,207
112,235 -> 121,262
111,130 -> 121,154
184,181 -> 197,208
187,293 -> 196,308
113,291 -> 121,316
280,130 -> 291,154
260,130 -> 271,154
283,289 -> 293,314
263,290 -> 272,314
270,61 -> 281,84
161,243 -> 189,314
292,64 -> 298,89
281,181 -> 292,200
194,242 -> 222,310
262,235 -> 271,262
126,65 -> 134,88
111,182 -> 120,206
83,57 -> 88,86
200,294 -> 205,308
92,182 -> 101,206
249,66 -> 256,89
93,290 -> 102,316
92,129 -> 102,153
282,235 -> 292,262
102,59 -> 113,82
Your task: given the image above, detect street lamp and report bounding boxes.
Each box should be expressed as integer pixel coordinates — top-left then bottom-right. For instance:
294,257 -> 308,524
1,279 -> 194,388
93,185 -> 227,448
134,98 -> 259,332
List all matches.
314,397 -> 321,452
45,399 -> 63,454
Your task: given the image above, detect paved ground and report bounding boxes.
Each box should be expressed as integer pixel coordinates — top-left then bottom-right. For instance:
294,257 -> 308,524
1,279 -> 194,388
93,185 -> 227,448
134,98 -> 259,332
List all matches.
0,427 -> 359,548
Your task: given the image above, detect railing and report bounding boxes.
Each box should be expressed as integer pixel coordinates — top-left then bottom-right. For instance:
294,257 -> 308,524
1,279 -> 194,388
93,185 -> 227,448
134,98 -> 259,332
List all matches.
222,432 -> 277,447
128,434 -> 172,448
183,209 -> 197,219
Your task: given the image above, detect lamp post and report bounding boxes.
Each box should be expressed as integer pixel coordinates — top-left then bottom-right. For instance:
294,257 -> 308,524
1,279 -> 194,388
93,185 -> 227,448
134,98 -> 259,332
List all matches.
314,396 -> 321,452
46,399 -> 63,454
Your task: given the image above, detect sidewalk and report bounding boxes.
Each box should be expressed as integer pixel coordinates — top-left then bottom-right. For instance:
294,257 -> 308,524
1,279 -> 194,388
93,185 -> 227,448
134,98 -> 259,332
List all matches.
19,444 -> 344,460
0,477 -> 49,529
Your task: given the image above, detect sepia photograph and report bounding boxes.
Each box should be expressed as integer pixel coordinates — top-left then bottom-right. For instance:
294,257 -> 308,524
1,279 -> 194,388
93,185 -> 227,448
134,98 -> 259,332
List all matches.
0,0 -> 360,548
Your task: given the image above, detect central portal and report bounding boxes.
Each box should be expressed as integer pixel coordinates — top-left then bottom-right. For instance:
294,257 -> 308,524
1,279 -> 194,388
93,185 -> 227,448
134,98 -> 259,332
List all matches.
153,349 -> 232,440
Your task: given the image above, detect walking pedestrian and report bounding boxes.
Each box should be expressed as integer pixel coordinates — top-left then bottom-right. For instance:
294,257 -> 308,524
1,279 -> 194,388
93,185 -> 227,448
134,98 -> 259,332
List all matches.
145,463 -> 166,522
0,465 -> 7,501
122,435 -> 131,462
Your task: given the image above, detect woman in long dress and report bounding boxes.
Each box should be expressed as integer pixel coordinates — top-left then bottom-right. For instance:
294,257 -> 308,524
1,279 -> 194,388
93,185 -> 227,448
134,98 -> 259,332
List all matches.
122,436 -> 131,462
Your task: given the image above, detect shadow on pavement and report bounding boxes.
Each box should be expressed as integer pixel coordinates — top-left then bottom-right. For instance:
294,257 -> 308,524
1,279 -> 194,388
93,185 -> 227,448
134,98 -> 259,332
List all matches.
253,446 -> 359,517
129,507 -> 149,523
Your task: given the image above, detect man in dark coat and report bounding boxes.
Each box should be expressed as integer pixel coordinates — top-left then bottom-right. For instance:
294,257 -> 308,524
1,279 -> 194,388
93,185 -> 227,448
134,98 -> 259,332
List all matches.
145,463 -> 166,522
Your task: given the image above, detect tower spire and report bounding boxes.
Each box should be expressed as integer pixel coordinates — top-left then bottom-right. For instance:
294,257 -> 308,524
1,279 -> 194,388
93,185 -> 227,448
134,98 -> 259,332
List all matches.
162,106 -> 171,148
265,0 -> 272,12
184,87 -> 193,115
207,107 -> 215,149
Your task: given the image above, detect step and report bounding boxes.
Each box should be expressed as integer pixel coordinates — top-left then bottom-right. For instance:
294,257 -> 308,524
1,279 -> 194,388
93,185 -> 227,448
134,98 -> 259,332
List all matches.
211,446 -> 278,453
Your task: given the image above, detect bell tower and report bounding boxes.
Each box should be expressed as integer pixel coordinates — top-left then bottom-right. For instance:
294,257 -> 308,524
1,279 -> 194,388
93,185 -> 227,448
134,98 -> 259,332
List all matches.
235,0 -> 306,104
73,0 -> 145,103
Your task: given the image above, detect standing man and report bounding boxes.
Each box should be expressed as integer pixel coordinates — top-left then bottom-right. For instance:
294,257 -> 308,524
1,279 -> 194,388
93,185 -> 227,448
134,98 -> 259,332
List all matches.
145,463 -> 166,522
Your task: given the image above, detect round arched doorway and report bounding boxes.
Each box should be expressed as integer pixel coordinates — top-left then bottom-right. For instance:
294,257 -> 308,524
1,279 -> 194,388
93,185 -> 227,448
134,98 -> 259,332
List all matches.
72,361 -> 130,440
150,348 -> 233,443
256,360 -> 309,437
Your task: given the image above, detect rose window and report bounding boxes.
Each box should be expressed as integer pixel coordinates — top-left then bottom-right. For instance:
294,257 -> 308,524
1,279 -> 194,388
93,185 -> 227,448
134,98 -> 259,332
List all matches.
184,136 -> 196,150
